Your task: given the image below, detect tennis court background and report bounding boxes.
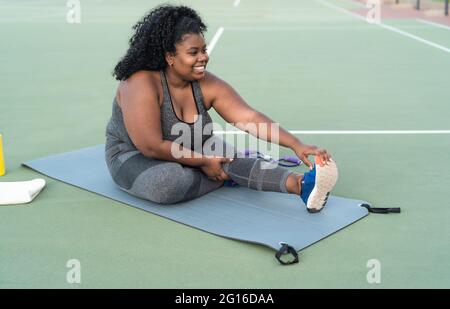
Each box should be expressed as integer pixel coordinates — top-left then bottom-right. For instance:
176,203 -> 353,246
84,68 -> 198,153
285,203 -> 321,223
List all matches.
0,0 -> 449,288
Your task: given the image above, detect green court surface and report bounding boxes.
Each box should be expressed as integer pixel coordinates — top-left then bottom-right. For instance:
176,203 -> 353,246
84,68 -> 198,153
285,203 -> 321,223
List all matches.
1,0 -> 449,288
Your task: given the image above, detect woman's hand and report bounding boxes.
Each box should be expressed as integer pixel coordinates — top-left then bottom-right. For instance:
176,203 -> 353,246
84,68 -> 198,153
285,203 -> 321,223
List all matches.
200,157 -> 232,181
293,143 -> 332,170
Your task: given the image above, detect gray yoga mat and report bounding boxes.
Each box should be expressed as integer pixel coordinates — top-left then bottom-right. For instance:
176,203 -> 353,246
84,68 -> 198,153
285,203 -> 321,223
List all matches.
23,145 -> 370,264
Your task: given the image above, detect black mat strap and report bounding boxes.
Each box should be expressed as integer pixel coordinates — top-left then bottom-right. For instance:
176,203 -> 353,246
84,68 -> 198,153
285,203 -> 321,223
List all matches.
275,244 -> 299,265
360,203 -> 401,214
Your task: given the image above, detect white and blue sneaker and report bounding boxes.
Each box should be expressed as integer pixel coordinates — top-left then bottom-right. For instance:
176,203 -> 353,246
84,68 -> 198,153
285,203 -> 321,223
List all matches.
300,156 -> 338,213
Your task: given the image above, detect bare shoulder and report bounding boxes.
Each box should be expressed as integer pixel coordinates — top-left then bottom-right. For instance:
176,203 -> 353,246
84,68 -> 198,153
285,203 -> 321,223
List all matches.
200,70 -> 227,87
116,70 -> 160,108
199,71 -> 231,109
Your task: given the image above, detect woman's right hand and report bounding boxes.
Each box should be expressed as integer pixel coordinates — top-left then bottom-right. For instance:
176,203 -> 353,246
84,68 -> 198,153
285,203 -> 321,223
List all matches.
200,157 -> 232,181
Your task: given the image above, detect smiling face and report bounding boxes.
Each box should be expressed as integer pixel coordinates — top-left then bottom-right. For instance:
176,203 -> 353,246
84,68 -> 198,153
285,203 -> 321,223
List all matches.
165,33 -> 209,81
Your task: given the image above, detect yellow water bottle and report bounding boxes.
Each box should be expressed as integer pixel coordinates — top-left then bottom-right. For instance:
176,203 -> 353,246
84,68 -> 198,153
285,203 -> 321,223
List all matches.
0,133 -> 5,176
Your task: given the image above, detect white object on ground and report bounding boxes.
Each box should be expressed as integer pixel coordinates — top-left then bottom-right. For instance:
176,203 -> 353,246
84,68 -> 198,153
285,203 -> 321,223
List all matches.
0,178 -> 46,205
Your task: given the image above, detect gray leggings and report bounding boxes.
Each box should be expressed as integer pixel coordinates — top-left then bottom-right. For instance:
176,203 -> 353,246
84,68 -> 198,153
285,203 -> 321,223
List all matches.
105,135 -> 293,204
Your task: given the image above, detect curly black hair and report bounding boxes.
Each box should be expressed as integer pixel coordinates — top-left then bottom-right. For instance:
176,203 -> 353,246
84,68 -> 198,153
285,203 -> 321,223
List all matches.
112,4 -> 207,81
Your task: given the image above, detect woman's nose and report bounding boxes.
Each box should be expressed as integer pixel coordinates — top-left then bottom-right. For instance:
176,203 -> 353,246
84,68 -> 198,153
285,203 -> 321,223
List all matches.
199,53 -> 208,63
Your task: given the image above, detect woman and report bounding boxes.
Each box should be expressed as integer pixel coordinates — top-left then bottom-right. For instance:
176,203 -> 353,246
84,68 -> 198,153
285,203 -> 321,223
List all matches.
105,4 -> 338,212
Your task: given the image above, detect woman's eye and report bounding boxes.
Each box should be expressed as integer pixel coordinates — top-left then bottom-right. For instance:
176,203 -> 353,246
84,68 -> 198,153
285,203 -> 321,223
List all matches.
188,49 -> 207,55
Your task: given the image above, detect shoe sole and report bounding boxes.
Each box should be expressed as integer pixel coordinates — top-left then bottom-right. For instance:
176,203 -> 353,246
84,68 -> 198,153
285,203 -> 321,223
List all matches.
306,157 -> 338,213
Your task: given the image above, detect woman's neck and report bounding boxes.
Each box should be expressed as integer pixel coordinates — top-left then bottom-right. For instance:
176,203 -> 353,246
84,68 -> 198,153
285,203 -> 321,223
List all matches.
164,68 -> 191,89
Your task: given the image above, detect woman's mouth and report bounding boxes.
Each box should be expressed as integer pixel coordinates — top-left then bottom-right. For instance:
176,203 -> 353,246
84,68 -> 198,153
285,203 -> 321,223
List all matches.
193,65 -> 205,73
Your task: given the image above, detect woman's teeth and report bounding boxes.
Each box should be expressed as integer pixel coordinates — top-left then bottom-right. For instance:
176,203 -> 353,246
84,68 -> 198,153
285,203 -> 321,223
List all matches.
193,66 -> 205,72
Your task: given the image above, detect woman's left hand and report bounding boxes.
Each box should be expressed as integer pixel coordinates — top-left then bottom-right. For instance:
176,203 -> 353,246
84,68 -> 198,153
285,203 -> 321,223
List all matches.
293,143 -> 332,170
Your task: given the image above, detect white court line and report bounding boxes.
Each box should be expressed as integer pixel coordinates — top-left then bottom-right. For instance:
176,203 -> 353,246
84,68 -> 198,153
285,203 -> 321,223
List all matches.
207,27 -> 224,55
226,25 -> 430,31
416,18 -> 450,31
213,130 -> 450,135
315,0 -> 367,21
233,0 -> 241,8
315,0 -> 450,54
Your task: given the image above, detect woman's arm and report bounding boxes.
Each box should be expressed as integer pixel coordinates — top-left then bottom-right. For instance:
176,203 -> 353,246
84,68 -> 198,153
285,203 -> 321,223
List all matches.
118,72 -> 231,181
119,72 -> 204,167
207,72 -> 331,168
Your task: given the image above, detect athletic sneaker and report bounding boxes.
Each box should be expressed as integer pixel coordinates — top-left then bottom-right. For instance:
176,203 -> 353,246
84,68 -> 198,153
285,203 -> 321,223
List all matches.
300,156 -> 338,213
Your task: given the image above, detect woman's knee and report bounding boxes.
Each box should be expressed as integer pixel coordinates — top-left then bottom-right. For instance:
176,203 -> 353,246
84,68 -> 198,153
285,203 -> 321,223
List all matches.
129,164 -> 196,204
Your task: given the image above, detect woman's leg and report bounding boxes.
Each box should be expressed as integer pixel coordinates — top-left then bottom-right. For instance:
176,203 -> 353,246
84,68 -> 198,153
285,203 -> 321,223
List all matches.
222,157 -> 301,194
105,142 -> 222,204
104,136 -> 304,204
202,135 -> 301,194
203,136 -> 338,212
285,172 -> 303,195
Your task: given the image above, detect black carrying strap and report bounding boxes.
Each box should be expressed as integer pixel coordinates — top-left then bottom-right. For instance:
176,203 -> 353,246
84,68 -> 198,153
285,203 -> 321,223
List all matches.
275,244 -> 299,265
275,204 -> 400,265
360,203 -> 401,214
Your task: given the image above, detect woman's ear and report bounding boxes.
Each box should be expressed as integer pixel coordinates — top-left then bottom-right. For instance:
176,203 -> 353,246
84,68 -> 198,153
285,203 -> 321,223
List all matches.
165,52 -> 175,67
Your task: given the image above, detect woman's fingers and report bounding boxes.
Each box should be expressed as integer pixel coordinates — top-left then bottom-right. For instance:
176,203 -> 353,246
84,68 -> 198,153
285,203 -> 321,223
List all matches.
324,150 -> 332,163
300,154 -> 313,170
220,157 -> 233,164
296,144 -> 333,168
313,148 -> 331,166
220,170 -> 230,180
212,171 -> 229,182
311,146 -> 327,166
320,149 -> 328,165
